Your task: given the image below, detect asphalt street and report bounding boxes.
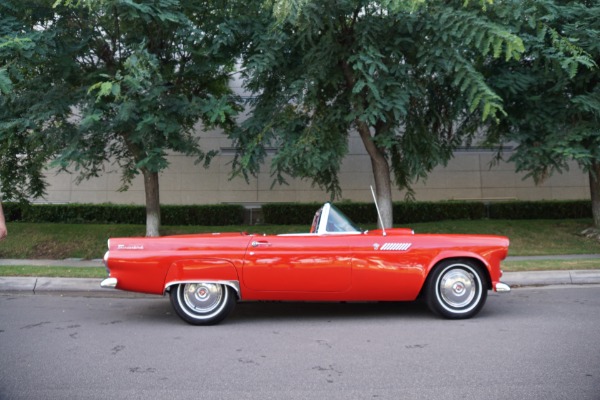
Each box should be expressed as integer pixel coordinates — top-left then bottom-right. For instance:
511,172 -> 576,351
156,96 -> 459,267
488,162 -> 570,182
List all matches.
2,257 -> 599,400
1,285 -> 599,400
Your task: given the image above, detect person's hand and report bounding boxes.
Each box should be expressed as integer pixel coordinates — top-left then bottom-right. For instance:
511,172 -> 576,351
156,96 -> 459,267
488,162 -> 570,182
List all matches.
0,202 -> 6,240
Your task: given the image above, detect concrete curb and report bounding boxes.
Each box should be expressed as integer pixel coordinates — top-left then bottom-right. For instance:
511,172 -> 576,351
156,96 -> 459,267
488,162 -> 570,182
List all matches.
0,277 -> 102,292
503,270 -> 600,286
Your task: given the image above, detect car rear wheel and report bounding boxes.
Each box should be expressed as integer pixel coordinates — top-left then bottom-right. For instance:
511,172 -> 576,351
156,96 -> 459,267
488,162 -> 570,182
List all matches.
169,283 -> 236,325
425,260 -> 487,319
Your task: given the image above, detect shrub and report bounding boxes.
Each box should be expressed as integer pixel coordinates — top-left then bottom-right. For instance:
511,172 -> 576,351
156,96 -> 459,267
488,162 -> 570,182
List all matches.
2,202 -> 23,221
262,201 -> 486,225
488,200 -> 591,220
393,201 -> 486,223
3,203 -> 244,226
162,205 -> 244,226
3,200 -> 592,226
261,203 -> 321,225
261,200 -> 592,225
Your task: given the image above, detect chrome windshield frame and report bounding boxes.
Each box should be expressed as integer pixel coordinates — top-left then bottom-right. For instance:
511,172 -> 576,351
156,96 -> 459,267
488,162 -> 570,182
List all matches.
314,203 -> 362,235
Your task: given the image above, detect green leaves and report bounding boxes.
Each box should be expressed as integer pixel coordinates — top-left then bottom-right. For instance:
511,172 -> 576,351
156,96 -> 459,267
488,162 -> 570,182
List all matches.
433,6 -> 524,61
0,68 -> 12,94
88,81 -> 115,100
486,0 -> 599,180
417,4 -> 527,122
236,0 -> 535,201
1,0 -> 250,206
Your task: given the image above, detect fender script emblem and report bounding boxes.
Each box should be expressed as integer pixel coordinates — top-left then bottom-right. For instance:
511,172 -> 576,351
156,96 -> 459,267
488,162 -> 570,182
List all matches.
117,244 -> 144,250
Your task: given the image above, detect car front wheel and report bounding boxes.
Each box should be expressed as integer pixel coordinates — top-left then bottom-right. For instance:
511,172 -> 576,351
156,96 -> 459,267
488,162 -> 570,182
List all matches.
425,260 -> 488,319
169,283 -> 236,325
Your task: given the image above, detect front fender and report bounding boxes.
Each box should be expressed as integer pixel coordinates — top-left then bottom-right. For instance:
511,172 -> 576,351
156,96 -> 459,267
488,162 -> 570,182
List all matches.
425,250 -> 493,288
164,259 -> 241,296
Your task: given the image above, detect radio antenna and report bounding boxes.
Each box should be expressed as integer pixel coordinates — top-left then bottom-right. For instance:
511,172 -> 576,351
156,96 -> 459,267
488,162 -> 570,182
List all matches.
370,186 -> 387,236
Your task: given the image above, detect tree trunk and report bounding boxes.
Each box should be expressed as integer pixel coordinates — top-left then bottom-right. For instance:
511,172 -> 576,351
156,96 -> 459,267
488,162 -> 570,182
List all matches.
355,121 -> 393,228
143,168 -> 161,237
340,60 -> 393,228
589,161 -> 600,229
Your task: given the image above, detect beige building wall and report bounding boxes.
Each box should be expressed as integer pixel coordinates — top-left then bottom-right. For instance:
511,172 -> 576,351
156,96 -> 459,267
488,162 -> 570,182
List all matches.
38,129 -> 590,206
30,70 -> 591,206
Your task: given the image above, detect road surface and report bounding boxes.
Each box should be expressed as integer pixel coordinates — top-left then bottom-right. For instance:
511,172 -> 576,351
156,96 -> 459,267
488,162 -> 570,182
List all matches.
1,285 -> 599,399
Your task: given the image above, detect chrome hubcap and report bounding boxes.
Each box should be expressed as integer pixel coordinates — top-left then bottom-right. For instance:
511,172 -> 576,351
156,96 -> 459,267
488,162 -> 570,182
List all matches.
182,283 -> 223,314
439,269 -> 476,308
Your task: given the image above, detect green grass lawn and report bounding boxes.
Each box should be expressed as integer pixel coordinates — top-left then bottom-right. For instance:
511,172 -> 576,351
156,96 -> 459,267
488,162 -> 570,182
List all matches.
0,219 -> 599,277
0,266 -> 107,278
1,219 -> 599,259
0,222 -> 312,260
501,259 -> 600,272
407,219 -> 600,256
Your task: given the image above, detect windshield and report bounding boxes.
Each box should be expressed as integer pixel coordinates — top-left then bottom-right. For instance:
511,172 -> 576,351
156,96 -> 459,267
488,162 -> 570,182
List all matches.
311,203 -> 361,234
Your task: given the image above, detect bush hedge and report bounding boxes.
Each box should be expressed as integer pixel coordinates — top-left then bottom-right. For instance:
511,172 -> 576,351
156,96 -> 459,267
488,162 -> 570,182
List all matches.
488,200 -> 592,220
261,203 -> 322,225
3,203 -> 244,226
262,200 -> 592,225
263,201 -> 486,225
162,205 -> 244,226
2,200 -> 592,226
392,201 -> 486,224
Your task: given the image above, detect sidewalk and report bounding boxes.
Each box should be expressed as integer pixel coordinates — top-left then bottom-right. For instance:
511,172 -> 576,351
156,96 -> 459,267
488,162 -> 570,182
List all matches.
1,256 -> 600,293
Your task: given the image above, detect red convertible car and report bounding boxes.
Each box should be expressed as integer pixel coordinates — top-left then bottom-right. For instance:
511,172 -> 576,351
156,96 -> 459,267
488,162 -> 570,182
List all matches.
101,202 -> 510,325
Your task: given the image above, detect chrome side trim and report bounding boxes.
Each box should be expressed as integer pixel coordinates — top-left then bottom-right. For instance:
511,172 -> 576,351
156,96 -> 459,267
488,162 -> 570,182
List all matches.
101,277 -> 118,289
278,232 -> 363,237
165,280 -> 241,298
495,282 -> 511,293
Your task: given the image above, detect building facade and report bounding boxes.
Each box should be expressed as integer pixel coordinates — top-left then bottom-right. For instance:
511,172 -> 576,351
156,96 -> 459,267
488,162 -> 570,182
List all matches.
27,72 -> 590,208
39,128 -> 590,207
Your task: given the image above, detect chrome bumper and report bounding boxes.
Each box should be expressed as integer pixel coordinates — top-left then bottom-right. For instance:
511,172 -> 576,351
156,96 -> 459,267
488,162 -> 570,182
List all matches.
101,277 -> 118,289
494,282 -> 511,293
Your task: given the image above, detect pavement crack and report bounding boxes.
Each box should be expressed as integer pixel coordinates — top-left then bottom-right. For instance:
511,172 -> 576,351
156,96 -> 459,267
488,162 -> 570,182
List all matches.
32,278 -> 38,294
20,321 -> 51,330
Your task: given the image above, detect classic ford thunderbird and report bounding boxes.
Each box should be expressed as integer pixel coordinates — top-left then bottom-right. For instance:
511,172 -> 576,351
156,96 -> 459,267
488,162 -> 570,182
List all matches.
102,202 -> 510,325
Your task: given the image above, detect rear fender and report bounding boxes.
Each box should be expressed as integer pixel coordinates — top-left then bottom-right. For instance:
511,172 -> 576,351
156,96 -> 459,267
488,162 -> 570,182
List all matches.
164,259 -> 241,298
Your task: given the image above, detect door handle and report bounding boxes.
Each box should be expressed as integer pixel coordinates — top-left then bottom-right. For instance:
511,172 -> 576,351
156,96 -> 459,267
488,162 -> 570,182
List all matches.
251,240 -> 271,247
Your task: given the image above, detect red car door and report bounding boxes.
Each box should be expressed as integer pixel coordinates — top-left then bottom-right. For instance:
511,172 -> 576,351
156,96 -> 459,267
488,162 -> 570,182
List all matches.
242,234 -> 352,292
346,232 -> 426,300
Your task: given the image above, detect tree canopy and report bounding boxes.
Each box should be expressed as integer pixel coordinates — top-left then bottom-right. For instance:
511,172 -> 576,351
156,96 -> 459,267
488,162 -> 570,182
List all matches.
485,0 -> 599,227
1,0 -> 249,235
231,0 -> 526,227
2,0 -> 596,232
